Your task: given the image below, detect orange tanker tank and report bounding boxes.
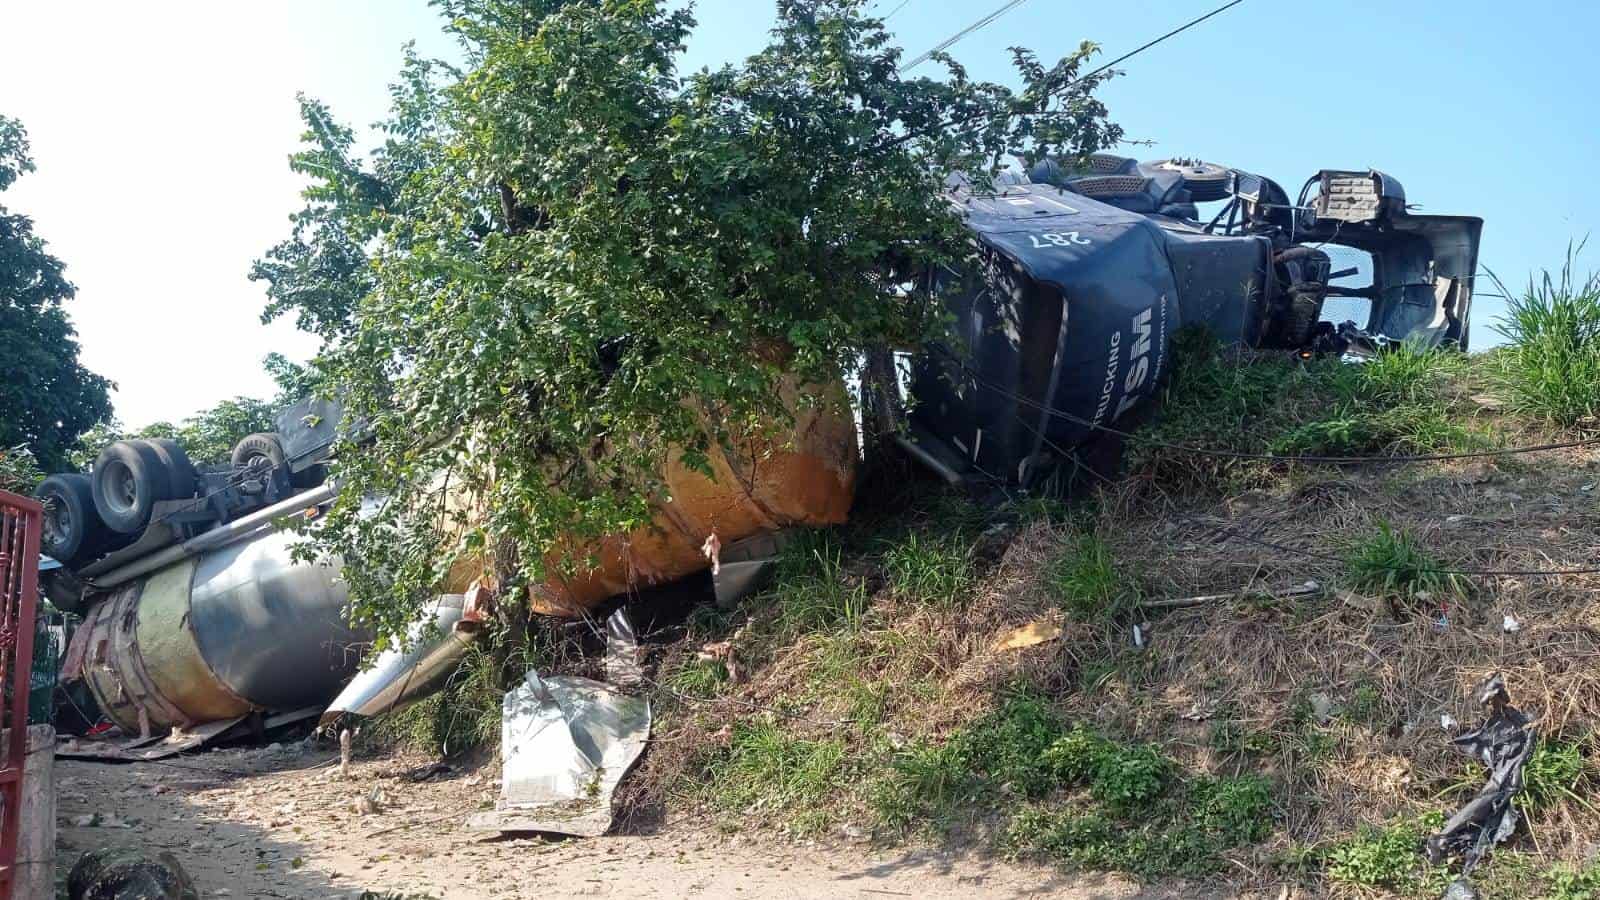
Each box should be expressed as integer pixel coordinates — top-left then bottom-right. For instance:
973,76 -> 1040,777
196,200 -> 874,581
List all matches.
445,376 -> 857,616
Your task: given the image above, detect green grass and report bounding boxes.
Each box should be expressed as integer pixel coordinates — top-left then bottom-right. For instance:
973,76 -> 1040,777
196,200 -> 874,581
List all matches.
761,530 -> 869,634
1131,328 -> 1484,493
664,657 -> 729,699
1049,532 -> 1137,620
1520,738 -> 1588,814
1343,520 -> 1465,602
1547,862 -> 1600,900
1325,813 -> 1448,893
1490,248 -> 1600,425
705,720 -> 847,836
880,531 -> 975,606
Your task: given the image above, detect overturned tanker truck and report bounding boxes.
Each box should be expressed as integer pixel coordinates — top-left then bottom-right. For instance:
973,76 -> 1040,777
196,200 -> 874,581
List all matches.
39,155 -> 1480,744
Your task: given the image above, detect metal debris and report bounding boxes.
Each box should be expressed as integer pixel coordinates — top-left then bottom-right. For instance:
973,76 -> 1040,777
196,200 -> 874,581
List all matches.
467,670 -> 651,838
1426,674 -> 1536,891
604,607 -> 644,690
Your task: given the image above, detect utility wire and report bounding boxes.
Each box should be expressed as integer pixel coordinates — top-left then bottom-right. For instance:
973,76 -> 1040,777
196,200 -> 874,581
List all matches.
880,0 -> 914,21
1198,519 -> 1600,578
888,0 -> 1247,147
900,0 -> 1033,72
932,347 -> 1600,464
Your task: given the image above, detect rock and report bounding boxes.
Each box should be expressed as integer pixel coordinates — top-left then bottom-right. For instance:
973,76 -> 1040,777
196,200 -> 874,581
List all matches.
67,847 -> 198,900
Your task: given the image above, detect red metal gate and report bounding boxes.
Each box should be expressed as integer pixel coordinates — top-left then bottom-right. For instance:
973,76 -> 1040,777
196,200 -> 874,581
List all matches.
0,491 -> 41,900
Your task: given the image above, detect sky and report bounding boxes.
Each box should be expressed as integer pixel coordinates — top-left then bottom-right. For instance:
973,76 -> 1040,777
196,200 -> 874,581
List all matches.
2,0 -> 1597,428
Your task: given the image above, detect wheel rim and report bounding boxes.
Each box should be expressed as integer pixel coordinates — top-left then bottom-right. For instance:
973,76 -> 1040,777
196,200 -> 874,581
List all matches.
42,498 -> 70,549
104,461 -> 138,516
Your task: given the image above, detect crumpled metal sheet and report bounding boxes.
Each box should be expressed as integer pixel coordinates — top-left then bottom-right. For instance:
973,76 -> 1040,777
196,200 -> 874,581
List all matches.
1426,673 -> 1536,894
466,670 -> 650,837
321,594 -> 478,726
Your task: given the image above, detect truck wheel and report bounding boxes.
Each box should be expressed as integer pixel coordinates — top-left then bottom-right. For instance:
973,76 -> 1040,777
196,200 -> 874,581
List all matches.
35,473 -> 109,564
138,438 -> 197,499
92,440 -> 176,534
231,433 -> 286,493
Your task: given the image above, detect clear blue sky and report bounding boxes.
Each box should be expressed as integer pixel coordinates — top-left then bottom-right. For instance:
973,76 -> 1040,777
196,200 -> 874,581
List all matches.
3,0 -> 1596,426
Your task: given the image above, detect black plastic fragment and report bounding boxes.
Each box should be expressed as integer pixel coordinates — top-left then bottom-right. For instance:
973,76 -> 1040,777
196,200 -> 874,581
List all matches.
1425,673 -> 1536,891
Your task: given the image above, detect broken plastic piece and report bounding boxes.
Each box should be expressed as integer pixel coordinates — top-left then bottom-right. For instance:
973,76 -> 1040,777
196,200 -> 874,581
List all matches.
1425,674 -> 1536,887
1501,614 -> 1521,634
994,618 -> 1064,651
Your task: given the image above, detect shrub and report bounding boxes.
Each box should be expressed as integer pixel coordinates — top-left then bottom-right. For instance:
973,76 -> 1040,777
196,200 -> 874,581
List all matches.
1326,813 -> 1446,891
1491,249 -> 1600,425
1520,739 -> 1588,813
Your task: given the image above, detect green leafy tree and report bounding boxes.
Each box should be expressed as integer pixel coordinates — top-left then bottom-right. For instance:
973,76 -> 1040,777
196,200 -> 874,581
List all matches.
256,0 -> 1123,643
0,116 -> 113,472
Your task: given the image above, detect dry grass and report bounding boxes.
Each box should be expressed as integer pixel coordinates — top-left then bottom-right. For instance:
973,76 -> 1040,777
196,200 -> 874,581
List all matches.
619,407 -> 1600,895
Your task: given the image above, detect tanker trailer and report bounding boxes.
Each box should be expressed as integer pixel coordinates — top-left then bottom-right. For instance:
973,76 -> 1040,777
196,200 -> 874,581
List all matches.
59,483 -> 368,738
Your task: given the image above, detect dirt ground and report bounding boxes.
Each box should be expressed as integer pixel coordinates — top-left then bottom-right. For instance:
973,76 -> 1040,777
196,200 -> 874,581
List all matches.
53,743 -> 1216,900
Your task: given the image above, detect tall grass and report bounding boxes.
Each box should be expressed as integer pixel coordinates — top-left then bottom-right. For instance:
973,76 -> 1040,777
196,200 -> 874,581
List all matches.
1491,248 -> 1600,425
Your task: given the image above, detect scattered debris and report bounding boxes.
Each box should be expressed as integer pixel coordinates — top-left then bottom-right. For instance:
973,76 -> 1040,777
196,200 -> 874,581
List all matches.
1309,693 -> 1336,725
1502,614 -> 1522,634
1441,714 -> 1459,731
698,640 -> 743,684
993,617 -> 1064,651
1131,622 -> 1148,649
701,532 -> 722,575
1426,674 -> 1537,894
68,847 -> 198,900
604,607 -> 645,690
339,728 -> 352,779
68,813 -> 132,829
1139,580 -> 1321,610
467,669 -> 650,838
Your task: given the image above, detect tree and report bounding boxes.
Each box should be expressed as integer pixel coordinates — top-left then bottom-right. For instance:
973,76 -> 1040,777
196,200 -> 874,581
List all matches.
0,116 -> 113,473
256,0 -> 1123,644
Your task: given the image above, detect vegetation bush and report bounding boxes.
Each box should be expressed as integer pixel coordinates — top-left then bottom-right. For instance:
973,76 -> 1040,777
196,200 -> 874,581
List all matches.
1491,250 -> 1600,425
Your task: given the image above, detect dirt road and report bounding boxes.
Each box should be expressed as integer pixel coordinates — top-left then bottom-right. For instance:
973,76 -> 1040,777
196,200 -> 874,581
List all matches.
52,743 -> 1208,899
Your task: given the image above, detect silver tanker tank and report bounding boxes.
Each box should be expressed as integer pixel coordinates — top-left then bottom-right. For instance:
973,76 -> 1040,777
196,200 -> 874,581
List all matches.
64,499 -> 368,734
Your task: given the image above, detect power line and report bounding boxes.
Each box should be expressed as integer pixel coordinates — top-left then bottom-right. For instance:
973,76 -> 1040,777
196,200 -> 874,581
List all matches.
1070,0 -> 1247,90
1198,520 -> 1600,578
881,0 -> 914,21
887,0 -> 1247,147
900,0 -> 1033,72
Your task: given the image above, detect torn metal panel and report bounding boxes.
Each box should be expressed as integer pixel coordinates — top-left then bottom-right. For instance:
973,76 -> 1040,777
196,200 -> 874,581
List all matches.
603,608 -> 644,691
467,672 -> 650,838
710,530 -> 794,609
321,594 -> 478,726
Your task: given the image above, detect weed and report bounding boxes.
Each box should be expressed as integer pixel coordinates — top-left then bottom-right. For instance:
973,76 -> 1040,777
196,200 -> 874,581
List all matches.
705,720 -> 845,835
1343,681 -> 1385,726
665,657 -> 728,699
871,738 -> 975,832
1209,720 -> 1279,756
1343,520 -> 1463,601
1520,739 -> 1588,814
1049,533 -> 1136,620
1325,813 -> 1447,892
1491,248 -> 1600,425
1088,742 -> 1170,815
964,693 -> 1068,798
763,530 -> 869,634
1189,775 -> 1275,844
1548,862 -> 1600,900
880,531 -> 975,606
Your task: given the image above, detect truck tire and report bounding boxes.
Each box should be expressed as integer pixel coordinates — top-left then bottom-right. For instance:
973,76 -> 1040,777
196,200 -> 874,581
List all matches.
92,440 -> 177,534
138,438 -> 198,499
36,473 -> 109,565
230,432 -> 286,493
